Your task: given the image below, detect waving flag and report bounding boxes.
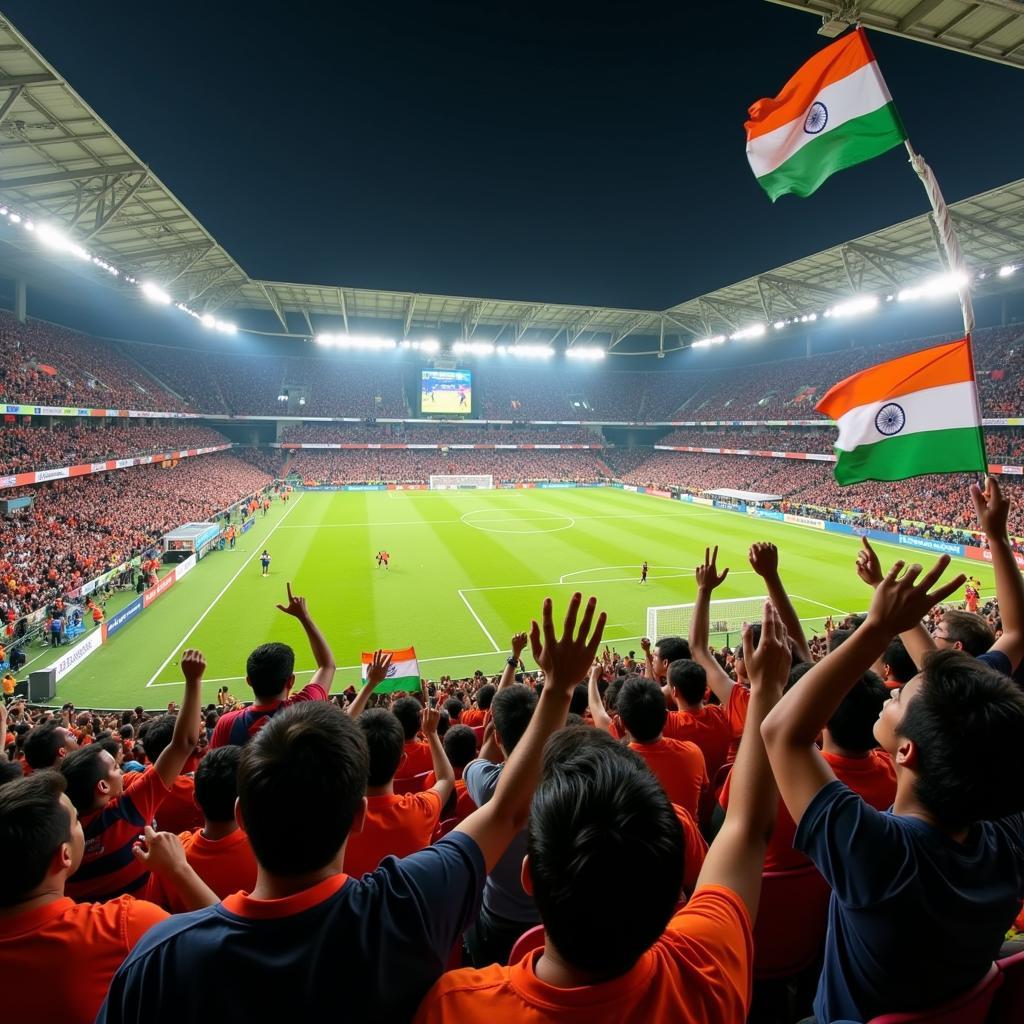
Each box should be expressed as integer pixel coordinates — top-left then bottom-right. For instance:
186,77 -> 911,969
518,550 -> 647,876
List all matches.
746,28 -> 906,201
816,338 -> 986,485
361,646 -> 420,694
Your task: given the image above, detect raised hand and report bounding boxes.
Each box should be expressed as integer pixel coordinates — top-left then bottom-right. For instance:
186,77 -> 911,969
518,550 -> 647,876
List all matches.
510,631 -> 528,660
180,649 -> 206,686
640,636 -> 652,656
132,825 -> 188,875
275,582 -> 309,620
696,545 -> 730,592
421,705 -> 441,736
855,536 -> 884,588
365,649 -> 393,689
529,592 -> 607,692
866,556 -> 967,635
971,475 -> 1009,540
748,542 -> 779,579
743,601 -> 791,692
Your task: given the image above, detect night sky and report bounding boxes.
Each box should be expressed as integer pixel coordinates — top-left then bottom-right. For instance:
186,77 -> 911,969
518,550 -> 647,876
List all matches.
4,1 -> 1023,311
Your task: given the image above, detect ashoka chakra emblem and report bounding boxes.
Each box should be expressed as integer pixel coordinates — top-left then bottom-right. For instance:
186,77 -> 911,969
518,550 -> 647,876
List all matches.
804,102 -> 828,134
875,402 -> 906,436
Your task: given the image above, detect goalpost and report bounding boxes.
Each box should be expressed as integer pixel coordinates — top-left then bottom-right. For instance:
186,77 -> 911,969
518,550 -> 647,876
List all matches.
646,597 -> 768,648
428,474 -> 494,490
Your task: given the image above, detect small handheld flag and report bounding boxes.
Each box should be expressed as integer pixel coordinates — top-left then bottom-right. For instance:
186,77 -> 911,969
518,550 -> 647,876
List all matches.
360,646 -> 420,694
816,338 -> 987,486
745,28 -> 906,201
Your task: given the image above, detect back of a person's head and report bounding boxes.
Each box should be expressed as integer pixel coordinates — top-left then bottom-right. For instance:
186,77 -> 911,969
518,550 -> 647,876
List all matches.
391,697 -> 422,741
883,637 -> 917,684
655,636 -> 690,663
939,611 -> 994,656
476,683 -> 496,711
0,772 -> 71,906
827,671 -> 888,752
139,714 -> 175,764
527,728 -> 684,978
443,725 -> 477,770
59,745 -> 107,813
443,697 -> 464,722
194,745 -> 243,822
246,642 -> 295,699
491,685 -> 538,754
828,627 -> 856,653
903,650 -> 1024,829
604,677 -> 624,714
667,659 -> 707,705
357,708 -> 406,786
569,683 -> 589,716
616,676 -> 667,743
23,722 -> 67,770
239,702 -> 366,875
0,761 -> 22,787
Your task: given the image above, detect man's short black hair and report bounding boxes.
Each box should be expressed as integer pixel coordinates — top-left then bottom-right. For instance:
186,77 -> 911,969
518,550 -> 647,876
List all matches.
654,636 -> 690,664
0,761 -> 22,787
357,709 -> 406,786
24,723 -> 69,769
194,745 -> 244,822
491,686 -> 537,754
883,637 -> 917,685
616,676 -> 667,744
527,728 -> 684,978
476,683 -> 496,711
59,745 -> 108,813
138,715 -> 175,764
569,683 -> 588,716
239,702 -> 367,876
391,697 -> 422,741
444,698 -> 463,722
900,650 -> 1024,830
827,671 -> 888,753
0,772 -> 72,906
667,660 -> 707,705
246,642 -> 296,699
938,611 -> 994,657
828,627 -> 856,653
604,678 -> 625,714
443,725 -> 477,770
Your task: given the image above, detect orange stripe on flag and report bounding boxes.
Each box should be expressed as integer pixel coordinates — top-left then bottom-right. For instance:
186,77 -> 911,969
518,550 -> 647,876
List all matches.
361,646 -> 415,663
746,28 -> 876,141
816,338 -> 974,420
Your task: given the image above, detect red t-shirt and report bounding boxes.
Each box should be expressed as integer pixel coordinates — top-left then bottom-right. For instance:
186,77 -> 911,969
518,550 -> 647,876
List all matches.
0,895 -> 167,1024
461,709 -> 488,727
673,804 -> 709,896
413,886 -> 752,1024
724,685 -> 751,761
151,772 -> 204,834
629,737 -> 708,819
663,705 -> 732,780
157,829 -> 259,913
343,790 -> 443,877
209,681 -> 328,748
396,739 -> 434,779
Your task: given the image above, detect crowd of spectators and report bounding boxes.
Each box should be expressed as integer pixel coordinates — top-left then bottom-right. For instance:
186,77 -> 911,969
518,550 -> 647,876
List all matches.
0,453 -> 270,621
279,424 -> 600,445
0,422 -> 228,475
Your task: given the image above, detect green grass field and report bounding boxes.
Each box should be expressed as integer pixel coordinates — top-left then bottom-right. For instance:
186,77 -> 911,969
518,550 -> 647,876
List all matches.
44,487 -> 995,709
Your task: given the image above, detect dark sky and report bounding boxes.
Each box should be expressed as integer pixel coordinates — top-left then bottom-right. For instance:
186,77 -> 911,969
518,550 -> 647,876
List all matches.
5,1 -> 1023,311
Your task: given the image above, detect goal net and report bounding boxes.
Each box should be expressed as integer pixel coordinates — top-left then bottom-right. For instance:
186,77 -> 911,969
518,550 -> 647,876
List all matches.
429,474 -> 494,490
646,597 -> 767,648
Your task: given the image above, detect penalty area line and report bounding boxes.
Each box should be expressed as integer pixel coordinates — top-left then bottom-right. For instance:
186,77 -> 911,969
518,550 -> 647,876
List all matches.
144,494 -> 305,688
457,588 -> 501,653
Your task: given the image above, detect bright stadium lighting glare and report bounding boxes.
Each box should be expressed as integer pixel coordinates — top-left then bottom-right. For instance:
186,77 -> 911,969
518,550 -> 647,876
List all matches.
0,207 -> 7,216
141,281 -> 171,305
508,344 -> 554,359
829,295 -> 879,318
730,324 -> 766,341
452,341 -> 495,356
692,335 -> 726,349
773,321 -> 786,330
9,213 -> 21,224
23,220 -> 34,231
897,271 -> 969,303
419,338 -> 440,353
566,346 -> 605,360
999,265 -> 1018,278
201,314 -> 216,328
215,321 -> 237,334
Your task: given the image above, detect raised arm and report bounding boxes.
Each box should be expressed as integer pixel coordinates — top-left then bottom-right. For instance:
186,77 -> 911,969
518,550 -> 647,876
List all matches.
749,542 -> 812,664
497,632 -> 528,691
456,592 -> 606,872
587,662 -> 613,734
422,706 -> 455,805
695,602 -> 790,918
152,650 -> 205,790
690,546 -> 737,704
640,636 -> 655,680
345,650 -> 393,718
973,477 -> 1024,672
276,583 -> 336,694
762,556 -> 964,826
133,825 -> 218,911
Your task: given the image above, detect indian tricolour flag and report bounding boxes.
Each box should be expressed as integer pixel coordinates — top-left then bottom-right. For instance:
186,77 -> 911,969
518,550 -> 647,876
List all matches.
361,646 -> 421,694
816,338 -> 987,486
746,28 -> 907,201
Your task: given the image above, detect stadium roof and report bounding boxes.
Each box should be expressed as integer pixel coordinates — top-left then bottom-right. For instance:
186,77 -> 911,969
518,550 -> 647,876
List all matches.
765,0 -> 1024,70
0,11 -> 1022,355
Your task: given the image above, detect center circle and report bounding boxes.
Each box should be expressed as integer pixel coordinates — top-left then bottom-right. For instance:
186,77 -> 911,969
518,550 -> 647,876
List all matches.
461,508 -> 576,534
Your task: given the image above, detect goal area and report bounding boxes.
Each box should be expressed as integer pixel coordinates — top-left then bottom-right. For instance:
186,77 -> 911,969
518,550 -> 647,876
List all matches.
429,474 -> 493,490
646,597 -> 766,648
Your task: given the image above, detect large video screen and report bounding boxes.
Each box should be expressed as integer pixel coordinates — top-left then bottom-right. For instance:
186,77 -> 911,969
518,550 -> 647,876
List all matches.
421,369 -> 472,414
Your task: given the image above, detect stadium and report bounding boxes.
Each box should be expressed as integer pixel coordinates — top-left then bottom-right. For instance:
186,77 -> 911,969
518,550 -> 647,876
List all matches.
2,3 -> 1024,1023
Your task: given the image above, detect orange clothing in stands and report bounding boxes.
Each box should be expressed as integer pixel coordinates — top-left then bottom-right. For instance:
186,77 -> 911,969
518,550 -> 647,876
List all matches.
673,804 -> 708,895
343,790 -> 443,877
663,705 -> 732,780
725,685 -> 750,761
629,737 -> 708,819
461,709 -> 487,727
396,739 -> 434,779
159,829 -> 259,913
151,772 -> 203,834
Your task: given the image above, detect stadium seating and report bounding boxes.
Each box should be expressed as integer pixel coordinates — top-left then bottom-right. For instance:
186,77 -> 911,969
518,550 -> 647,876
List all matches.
864,964 -> 1002,1024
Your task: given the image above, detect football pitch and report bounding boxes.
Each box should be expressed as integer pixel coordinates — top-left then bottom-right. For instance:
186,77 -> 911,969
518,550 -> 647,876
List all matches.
48,487 -> 995,709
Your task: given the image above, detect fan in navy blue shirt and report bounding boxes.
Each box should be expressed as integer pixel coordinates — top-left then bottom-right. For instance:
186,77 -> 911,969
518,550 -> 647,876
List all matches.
763,518 -> 1024,1020
99,594 -> 607,1024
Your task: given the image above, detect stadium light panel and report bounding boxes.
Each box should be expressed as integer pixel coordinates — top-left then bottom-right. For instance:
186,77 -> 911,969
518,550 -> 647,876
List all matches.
9,213 -> 20,224
692,335 -> 726,349
566,347 -> 605,360
828,295 -> 879,319
730,324 -> 766,341
507,344 -> 554,359
999,265 -> 1017,278
141,281 -> 172,305
452,342 -> 495,356
215,321 -> 237,335
201,314 -> 216,328
773,321 -> 786,330
897,272 -> 969,303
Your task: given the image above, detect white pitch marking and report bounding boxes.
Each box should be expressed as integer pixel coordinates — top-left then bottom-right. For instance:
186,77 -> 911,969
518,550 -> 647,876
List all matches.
457,589 -> 501,652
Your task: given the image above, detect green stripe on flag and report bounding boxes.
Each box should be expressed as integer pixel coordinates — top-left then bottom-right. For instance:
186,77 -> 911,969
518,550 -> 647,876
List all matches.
758,102 -> 906,202
833,425 -> 986,486
371,674 -> 421,694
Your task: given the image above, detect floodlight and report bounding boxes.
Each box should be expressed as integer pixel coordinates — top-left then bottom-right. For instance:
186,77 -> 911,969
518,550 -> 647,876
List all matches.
999,265 -> 1017,278
897,272 -> 969,303
9,213 -> 21,224
773,321 -> 786,330
829,295 -> 879,318
201,314 -> 216,328
215,321 -> 237,335
730,324 -> 766,341
141,281 -> 171,305
566,347 -> 605,360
